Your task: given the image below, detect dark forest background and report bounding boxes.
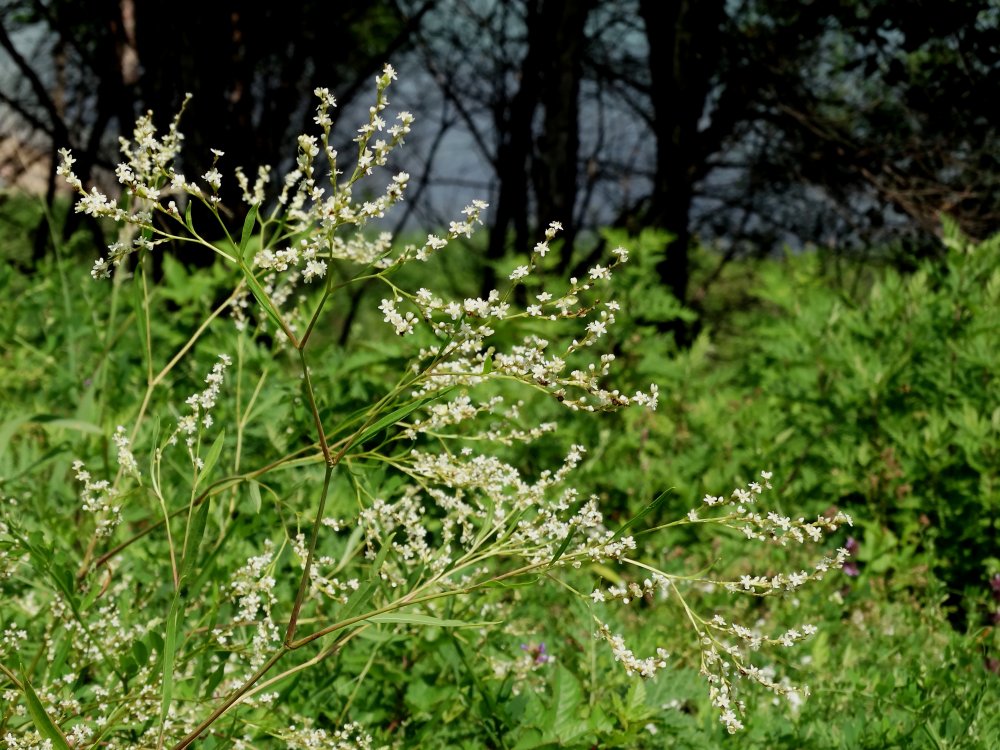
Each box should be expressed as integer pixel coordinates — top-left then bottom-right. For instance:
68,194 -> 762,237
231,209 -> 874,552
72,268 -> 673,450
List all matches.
1,0 -> 997,308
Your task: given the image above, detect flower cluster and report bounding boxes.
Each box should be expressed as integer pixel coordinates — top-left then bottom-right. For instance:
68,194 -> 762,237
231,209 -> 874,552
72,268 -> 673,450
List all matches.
221,540 -> 281,669
290,532 -> 361,604
388,241 -> 658,410
0,623 -> 27,657
263,721 -> 380,750
596,623 -> 670,678
489,641 -> 555,695
114,424 -> 141,479
587,472 -> 852,734
57,64 -> 414,289
71,460 -> 123,536
168,353 -> 232,468
57,95 -> 191,278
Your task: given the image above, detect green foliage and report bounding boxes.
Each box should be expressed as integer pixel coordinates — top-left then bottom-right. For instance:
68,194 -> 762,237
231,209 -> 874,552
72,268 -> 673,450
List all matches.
4,220 -> 997,747
1,80 -> 997,749
592,227 -> 1000,619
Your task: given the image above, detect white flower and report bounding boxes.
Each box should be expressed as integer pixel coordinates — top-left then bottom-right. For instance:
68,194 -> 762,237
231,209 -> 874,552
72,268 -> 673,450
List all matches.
588,265 -> 610,280
510,265 -> 530,281
202,168 -> 222,190
303,259 -> 328,282
91,258 -> 112,280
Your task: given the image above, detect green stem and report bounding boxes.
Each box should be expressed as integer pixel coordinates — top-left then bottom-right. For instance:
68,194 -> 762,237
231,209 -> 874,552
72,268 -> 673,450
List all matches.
283,465 -> 334,645
82,447 -> 321,576
170,647 -> 289,750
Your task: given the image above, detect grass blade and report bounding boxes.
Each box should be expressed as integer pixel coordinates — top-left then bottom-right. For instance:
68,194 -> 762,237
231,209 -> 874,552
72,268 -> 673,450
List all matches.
194,429 -> 226,492
21,666 -> 72,749
239,203 -> 259,260
611,488 -> 672,541
160,598 -> 181,730
357,388 -> 455,445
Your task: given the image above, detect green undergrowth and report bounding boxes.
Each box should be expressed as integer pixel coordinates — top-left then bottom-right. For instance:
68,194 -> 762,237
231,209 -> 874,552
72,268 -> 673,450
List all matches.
1,209 -> 997,747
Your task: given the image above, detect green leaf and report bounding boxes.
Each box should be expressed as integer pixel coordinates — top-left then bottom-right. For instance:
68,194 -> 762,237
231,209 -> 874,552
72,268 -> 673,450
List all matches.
132,258 -> 151,370
194,429 -> 226,491
239,203 -> 259,260
335,524 -> 365,574
247,478 -> 263,514
180,497 -> 211,585
338,532 -> 397,622
241,266 -> 286,334
548,665 -> 587,743
19,667 -> 71,750
472,495 -> 496,550
0,415 -> 31,459
184,199 -> 194,232
356,388 -> 455,445
132,639 -> 149,666
624,678 -> 648,717
25,415 -> 103,435
548,498 -> 587,569
160,598 -> 181,726
612,488 -> 672,541
269,452 -> 326,472
369,612 -> 498,628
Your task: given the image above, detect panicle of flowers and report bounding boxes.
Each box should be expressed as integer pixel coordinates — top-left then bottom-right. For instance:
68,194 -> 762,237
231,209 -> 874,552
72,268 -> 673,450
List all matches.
289,532 -> 361,605
313,86 -> 338,130
234,164 -> 273,205
169,354 -> 232,467
695,618 -> 815,734
59,96 -> 196,280
117,97 -> 191,192
682,472 -> 855,596
0,623 -> 28,658
113,425 -> 141,480
274,66 -> 412,243
596,623 -> 670,678
592,572 -> 671,606
269,721 -> 379,750
329,230 -> 395,266
375,225 -> 657,417
355,442 -> 600,584
374,442 -> 638,573
254,245 -> 303,273
46,592 -> 139,672
359,486 -> 441,581
353,65 -> 409,176
61,66 -> 418,286
587,472 -> 848,733
1,730 -> 50,749
55,147 -> 82,190
88,232 -> 160,280
56,94 -> 190,216
401,393 -> 558,445
223,540 -> 281,668
71,460 -> 123,536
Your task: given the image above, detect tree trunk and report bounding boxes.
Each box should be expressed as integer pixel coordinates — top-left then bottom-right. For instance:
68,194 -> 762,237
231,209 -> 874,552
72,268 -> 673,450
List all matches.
533,0 -> 594,268
638,0 -> 723,312
484,1 -> 546,287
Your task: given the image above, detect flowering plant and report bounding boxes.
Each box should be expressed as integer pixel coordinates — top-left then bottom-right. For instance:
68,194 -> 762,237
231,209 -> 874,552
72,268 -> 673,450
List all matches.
0,65 -> 850,747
